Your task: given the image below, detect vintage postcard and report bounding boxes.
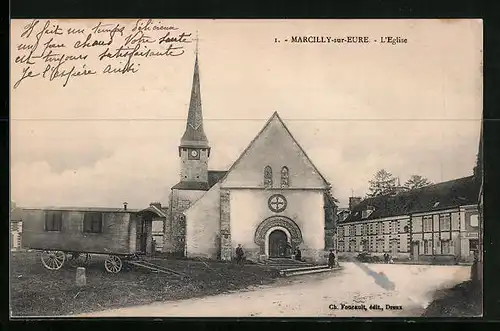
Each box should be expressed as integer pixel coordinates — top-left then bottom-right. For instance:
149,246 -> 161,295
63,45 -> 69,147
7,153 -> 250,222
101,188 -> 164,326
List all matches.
10,19 -> 483,318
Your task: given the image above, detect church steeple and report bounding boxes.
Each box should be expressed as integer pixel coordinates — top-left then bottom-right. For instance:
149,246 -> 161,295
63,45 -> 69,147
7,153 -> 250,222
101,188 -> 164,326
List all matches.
180,35 -> 209,149
178,35 -> 210,184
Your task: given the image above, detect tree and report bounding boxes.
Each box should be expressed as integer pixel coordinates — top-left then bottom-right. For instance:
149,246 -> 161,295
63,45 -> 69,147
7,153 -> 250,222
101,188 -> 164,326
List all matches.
367,169 -> 397,197
404,175 -> 433,190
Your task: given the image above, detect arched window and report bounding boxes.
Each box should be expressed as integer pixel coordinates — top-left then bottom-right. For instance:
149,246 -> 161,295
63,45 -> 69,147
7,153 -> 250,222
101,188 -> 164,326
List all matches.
264,166 -> 273,188
281,166 -> 289,188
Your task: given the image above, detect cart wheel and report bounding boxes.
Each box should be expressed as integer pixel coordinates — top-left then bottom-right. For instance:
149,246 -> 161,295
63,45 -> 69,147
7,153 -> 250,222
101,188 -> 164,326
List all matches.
40,251 -> 66,270
68,252 -> 91,267
104,255 -> 122,273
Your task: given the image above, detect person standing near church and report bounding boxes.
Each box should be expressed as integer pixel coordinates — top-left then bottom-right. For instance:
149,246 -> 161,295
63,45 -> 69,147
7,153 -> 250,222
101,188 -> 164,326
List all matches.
235,244 -> 244,265
295,247 -> 302,261
286,241 -> 292,258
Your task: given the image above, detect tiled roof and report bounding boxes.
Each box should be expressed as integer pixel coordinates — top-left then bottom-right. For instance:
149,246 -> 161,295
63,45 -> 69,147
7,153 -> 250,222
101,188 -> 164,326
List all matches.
138,205 -> 168,218
173,170 -> 228,191
343,176 -> 480,223
208,170 -> 227,187
172,181 -> 211,191
21,207 -> 140,213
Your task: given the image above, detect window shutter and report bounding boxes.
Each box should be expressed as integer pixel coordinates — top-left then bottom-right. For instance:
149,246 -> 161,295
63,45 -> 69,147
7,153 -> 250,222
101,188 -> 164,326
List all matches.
49,212 -> 54,230
94,213 -> 103,232
55,212 -> 62,231
83,213 -> 91,232
44,212 -> 50,231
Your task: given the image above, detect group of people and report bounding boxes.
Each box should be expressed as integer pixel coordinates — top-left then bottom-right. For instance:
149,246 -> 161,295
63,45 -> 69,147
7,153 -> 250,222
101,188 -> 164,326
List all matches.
383,253 -> 394,264
235,243 -> 304,264
235,244 -> 339,269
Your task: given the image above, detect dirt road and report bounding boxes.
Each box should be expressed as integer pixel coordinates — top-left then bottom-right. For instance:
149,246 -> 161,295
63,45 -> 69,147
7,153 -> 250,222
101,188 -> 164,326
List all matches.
76,262 -> 470,317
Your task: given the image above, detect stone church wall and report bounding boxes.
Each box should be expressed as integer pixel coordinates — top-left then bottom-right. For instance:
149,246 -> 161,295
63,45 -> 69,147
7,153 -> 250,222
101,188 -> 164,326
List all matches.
185,184 -> 222,259
229,189 -> 327,263
165,189 -> 206,255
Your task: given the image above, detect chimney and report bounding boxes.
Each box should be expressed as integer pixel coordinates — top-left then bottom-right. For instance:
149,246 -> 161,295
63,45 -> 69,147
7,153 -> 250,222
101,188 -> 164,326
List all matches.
123,202 -> 128,210
150,201 -> 162,209
349,197 -> 362,211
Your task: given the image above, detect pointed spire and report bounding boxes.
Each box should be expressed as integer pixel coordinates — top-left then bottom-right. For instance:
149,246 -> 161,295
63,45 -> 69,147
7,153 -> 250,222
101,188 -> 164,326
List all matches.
195,30 -> 199,57
180,34 -> 209,148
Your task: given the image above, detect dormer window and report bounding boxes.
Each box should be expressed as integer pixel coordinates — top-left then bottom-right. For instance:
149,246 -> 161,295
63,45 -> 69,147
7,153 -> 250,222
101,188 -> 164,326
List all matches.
361,206 -> 375,219
264,166 -> 273,188
433,201 -> 440,208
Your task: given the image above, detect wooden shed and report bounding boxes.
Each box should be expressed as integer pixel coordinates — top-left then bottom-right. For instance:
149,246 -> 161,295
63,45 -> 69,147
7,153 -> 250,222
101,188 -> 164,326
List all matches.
22,206 -> 153,256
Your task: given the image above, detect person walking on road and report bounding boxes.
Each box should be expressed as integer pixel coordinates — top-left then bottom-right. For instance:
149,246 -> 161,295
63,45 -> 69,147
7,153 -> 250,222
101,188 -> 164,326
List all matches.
328,249 -> 336,269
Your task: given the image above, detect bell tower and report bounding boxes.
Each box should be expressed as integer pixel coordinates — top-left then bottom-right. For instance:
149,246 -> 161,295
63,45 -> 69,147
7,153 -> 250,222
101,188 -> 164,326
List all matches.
178,37 -> 210,184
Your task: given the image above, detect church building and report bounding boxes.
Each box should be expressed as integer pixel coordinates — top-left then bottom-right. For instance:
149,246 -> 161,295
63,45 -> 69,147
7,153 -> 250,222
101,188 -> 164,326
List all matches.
163,49 -> 337,263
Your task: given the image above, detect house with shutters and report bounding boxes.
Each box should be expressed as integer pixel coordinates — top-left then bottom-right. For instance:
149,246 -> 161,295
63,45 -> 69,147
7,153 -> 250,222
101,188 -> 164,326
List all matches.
10,207 -> 23,250
337,175 -> 480,263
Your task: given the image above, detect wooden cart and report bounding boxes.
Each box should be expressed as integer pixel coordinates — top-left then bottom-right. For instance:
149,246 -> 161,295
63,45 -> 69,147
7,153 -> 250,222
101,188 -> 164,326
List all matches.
21,207 -> 154,273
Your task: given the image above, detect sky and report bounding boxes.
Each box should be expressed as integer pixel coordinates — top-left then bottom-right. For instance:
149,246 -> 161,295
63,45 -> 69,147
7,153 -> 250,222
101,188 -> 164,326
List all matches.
10,19 -> 483,208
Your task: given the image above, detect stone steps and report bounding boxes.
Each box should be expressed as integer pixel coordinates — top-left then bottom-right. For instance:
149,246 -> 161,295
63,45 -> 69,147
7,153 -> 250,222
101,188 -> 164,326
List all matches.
279,265 -> 339,277
258,259 -> 316,269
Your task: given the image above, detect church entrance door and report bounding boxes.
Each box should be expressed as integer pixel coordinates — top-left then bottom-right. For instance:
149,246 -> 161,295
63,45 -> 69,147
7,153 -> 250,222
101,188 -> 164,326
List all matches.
269,230 -> 287,258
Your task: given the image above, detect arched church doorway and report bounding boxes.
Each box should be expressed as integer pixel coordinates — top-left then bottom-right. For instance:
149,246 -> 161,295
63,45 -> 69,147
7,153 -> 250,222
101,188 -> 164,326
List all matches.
269,229 -> 288,258
254,216 -> 303,258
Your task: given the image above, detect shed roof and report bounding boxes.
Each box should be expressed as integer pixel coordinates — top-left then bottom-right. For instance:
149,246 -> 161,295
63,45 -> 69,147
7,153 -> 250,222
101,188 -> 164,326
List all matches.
137,205 -> 168,218
22,207 -> 140,213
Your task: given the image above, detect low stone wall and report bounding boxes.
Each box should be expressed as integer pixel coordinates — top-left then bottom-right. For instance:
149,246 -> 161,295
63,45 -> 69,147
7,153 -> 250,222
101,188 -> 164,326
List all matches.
244,249 -> 328,264
337,252 -> 411,260
243,248 -> 261,262
417,255 -> 457,265
302,249 -> 328,264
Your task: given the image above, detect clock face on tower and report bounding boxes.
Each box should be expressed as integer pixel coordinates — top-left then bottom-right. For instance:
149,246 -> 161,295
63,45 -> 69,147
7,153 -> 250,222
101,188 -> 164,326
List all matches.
188,149 -> 200,160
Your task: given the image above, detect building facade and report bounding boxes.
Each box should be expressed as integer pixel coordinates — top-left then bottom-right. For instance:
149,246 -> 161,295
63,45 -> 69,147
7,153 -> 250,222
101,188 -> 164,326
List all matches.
10,207 -> 23,250
337,176 -> 480,263
475,122 -> 483,283
161,49 -> 337,263
139,202 -> 169,253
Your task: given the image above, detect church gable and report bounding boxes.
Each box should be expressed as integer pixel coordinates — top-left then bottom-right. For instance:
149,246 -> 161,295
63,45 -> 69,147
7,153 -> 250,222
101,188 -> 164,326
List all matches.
221,112 -> 328,189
